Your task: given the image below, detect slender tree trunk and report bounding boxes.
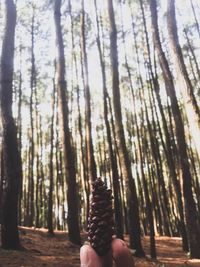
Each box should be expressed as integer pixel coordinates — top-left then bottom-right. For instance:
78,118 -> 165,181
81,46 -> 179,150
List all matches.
149,81 -> 188,248
38,115 -> 45,227
24,133 -> 31,225
107,0 -> 144,256
108,92 -> 129,234
145,100 -> 172,236
132,105 -> 156,258
68,0 -> 89,227
0,0 -> 22,249
28,11 -> 36,226
149,74 -> 186,238
34,65 -> 41,228
141,140 -> 156,259
150,0 -> 200,258
54,0 -> 81,245
80,0 -> 97,183
189,0 -> 200,39
55,103 -> 62,230
35,153 -> 40,228
183,28 -> 200,81
188,145 -> 200,213
94,0 -> 123,239
148,161 -> 163,236
167,0 -> 200,157
47,79 -> 56,235
0,149 -> 3,224
17,43 -> 23,226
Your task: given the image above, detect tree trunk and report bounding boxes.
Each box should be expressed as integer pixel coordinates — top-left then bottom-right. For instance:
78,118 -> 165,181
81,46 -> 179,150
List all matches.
0,149 -> 3,224
54,0 -> 81,245
47,79 -> 56,235
17,43 -> 23,226
68,0 -> 89,227
107,0 -> 144,256
80,0 -> 97,183
189,0 -> 200,39
167,0 -> 200,158
28,11 -> 36,226
132,103 -> 156,258
94,0 -> 124,239
150,0 -> 200,258
183,28 -> 200,82
0,0 -> 21,250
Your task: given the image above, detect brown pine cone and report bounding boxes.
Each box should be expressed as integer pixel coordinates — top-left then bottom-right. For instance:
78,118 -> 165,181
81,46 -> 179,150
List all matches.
88,177 -> 114,256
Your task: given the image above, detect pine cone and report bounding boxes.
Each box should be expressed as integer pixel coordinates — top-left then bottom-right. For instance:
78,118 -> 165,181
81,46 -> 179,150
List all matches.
88,177 -> 114,256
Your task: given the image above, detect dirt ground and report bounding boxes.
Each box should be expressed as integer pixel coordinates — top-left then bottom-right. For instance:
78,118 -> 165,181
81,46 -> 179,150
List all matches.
0,227 -> 200,267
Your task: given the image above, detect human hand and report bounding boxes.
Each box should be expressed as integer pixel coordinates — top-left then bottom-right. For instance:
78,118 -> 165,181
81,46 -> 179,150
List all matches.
80,238 -> 135,267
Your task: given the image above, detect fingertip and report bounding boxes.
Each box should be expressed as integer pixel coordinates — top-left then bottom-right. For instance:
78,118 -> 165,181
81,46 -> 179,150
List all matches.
80,244 -> 102,267
80,244 -> 91,255
80,244 -> 113,267
80,245 -> 91,267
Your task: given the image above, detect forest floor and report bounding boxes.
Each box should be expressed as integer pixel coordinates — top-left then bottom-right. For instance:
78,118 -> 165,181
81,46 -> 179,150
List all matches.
0,227 -> 200,267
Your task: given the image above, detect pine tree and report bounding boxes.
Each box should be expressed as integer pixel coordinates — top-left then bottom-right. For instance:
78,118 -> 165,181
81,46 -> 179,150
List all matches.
0,0 -> 22,250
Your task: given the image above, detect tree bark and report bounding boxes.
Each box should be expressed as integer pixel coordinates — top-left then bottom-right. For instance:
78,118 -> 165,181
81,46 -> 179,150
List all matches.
80,0 -> 97,183
17,43 -> 23,226
183,28 -> 200,82
189,0 -> 200,39
28,11 -> 36,226
68,0 -> 89,226
94,0 -> 124,239
54,0 -> 81,245
167,0 -> 200,158
0,149 -> 3,224
107,0 -> 144,256
149,0 -> 200,258
0,0 -> 22,249
47,79 -> 56,235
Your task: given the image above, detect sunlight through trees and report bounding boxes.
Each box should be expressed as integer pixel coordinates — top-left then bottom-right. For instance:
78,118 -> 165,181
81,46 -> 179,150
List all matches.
0,0 -> 200,260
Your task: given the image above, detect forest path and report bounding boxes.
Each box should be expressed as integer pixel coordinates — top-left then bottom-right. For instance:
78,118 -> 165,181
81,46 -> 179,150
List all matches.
0,227 -> 200,267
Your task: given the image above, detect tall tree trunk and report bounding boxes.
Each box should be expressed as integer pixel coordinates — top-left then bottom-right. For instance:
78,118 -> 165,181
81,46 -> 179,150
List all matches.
108,92 -> 129,234
145,99 -> 171,236
132,102 -> 156,258
183,28 -> 200,82
17,43 -> 23,226
34,57 -> 40,228
47,79 -> 56,235
28,11 -> 36,226
38,114 -> 45,227
189,0 -> 200,39
80,0 -> 97,183
167,0 -> 200,158
55,132 -> 61,230
152,78 -> 188,249
94,0 -> 123,239
141,138 -> 156,259
107,0 -> 144,256
150,0 -> 200,258
68,0 -> 89,227
35,153 -> 40,228
54,0 -> 81,245
0,149 -> 3,224
0,0 -> 22,249
148,160 -> 163,236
